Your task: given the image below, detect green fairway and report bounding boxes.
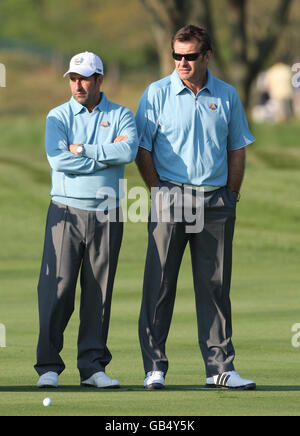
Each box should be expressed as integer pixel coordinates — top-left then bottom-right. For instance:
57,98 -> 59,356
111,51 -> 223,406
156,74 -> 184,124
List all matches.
0,118 -> 300,416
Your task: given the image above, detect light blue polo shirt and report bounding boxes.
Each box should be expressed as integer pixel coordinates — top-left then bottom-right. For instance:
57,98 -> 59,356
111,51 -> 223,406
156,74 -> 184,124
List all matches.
135,69 -> 255,187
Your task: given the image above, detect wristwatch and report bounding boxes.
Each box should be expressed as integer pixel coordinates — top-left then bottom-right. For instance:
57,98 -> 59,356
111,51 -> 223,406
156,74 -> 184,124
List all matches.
76,144 -> 84,156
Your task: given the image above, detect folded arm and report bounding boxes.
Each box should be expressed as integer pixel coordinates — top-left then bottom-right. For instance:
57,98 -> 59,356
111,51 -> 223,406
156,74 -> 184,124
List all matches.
46,115 -> 107,174
80,109 -> 138,165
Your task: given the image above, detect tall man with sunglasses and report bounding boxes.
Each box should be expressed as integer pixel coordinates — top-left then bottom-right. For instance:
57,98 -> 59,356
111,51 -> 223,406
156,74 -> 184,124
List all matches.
135,25 -> 256,390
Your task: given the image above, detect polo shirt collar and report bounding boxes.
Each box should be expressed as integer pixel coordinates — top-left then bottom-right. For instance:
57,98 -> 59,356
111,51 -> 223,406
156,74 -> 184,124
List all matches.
204,69 -> 214,94
171,70 -> 186,95
97,92 -> 108,112
70,96 -> 84,115
70,92 -> 107,115
171,68 -> 214,95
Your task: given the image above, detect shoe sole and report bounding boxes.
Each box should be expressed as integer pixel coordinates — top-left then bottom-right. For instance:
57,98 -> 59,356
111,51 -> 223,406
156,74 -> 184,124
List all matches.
37,384 -> 58,389
206,383 -> 256,390
80,383 -> 120,389
144,383 -> 165,390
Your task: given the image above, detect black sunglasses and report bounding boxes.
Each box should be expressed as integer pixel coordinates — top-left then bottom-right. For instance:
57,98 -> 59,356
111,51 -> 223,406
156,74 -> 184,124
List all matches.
172,51 -> 205,61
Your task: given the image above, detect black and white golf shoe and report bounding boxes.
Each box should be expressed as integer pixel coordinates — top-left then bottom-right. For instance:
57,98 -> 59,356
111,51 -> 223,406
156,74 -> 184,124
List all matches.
206,371 -> 256,390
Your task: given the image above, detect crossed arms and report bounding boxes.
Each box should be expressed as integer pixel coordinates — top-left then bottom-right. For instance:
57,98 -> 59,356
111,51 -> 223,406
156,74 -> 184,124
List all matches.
45,111 -> 138,175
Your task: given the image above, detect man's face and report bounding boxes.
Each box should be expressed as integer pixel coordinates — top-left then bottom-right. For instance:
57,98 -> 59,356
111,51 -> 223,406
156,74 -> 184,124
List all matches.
173,38 -> 211,84
69,73 -> 103,108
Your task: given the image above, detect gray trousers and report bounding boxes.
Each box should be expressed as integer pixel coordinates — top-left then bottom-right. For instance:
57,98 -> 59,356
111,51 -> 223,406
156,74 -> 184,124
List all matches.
139,183 -> 236,378
34,201 -> 123,381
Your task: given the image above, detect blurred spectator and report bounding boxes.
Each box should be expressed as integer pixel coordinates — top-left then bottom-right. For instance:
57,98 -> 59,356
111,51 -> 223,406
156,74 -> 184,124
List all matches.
265,62 -> 294,122
293,88 -> 300,120
292,63 -> 300,119
252,72 -> 275,123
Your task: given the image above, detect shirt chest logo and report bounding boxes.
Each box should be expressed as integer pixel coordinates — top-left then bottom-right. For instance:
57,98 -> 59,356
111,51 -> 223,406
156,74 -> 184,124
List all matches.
100,121 -> 110,128
208,103 -> 218,112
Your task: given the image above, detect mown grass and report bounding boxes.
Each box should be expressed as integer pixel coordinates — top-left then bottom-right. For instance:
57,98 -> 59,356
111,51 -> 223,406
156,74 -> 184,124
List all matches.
0,118 -> 300,416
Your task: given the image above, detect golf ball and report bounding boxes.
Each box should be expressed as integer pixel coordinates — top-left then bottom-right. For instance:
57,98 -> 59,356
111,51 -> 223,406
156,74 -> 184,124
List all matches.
43,397 -> 52,407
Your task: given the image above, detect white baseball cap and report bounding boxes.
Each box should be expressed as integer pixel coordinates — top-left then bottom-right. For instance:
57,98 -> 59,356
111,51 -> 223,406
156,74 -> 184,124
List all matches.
63,51 -> 104,78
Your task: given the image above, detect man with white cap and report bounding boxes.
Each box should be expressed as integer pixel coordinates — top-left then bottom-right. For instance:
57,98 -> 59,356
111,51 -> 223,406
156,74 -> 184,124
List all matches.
35,52 -> 138,389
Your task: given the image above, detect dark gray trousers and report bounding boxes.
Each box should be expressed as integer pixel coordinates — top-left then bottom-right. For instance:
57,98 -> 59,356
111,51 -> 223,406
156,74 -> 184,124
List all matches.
34,201 -> 123,381
139,183 -> 236,378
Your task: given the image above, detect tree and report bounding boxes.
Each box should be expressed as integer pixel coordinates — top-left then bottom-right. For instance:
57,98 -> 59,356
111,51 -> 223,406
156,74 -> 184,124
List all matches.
0,0 -> 153,73
140,0 -> 295,109
139,0 -> 193,76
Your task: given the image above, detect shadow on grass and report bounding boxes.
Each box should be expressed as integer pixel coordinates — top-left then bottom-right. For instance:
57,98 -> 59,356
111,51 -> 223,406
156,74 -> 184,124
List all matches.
1,385 -> 300,393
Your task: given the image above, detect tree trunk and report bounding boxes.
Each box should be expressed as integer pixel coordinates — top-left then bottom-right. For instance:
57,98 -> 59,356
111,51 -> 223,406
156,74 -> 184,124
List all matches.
139,0 -> 193,76
227,0 -> 248,103
151,26 -> 175,77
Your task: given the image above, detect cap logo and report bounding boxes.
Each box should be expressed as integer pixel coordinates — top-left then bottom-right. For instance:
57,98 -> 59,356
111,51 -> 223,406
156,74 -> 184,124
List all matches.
74,56 -> 84,65
64,53 -> 104,78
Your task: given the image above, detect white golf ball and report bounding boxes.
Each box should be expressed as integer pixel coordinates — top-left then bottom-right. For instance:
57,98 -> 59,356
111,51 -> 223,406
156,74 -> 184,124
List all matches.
43,397 -> 52,407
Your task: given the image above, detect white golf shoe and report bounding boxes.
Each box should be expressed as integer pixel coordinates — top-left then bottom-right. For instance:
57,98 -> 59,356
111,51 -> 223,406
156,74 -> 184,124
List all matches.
81,371 -> 120,389
37,371 -> 59,388
144,371 -> 165,390
206,370 -> 256,390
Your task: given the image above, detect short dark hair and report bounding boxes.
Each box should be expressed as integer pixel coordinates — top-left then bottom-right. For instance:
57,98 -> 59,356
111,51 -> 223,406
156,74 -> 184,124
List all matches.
171,25 -> 212,53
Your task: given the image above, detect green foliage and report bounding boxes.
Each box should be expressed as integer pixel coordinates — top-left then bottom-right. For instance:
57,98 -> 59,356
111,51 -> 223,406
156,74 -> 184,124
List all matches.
0,0 -> 154,68
1,0 -> 298,74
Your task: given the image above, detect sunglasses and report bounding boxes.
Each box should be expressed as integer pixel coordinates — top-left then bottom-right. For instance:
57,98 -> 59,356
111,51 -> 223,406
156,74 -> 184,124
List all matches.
172,51 -> 205,61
